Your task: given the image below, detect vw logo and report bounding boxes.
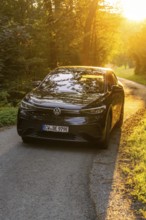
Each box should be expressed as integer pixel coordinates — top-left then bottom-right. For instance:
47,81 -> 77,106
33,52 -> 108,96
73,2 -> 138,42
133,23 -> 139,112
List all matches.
53,107 -> 61,116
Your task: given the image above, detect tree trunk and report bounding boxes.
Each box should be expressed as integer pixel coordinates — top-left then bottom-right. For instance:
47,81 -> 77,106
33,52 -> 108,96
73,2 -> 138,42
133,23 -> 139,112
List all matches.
81,0 -> 98,65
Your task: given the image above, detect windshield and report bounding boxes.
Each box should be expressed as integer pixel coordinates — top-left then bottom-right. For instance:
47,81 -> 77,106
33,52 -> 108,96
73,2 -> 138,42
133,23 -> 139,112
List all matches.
39,68 -> 105,94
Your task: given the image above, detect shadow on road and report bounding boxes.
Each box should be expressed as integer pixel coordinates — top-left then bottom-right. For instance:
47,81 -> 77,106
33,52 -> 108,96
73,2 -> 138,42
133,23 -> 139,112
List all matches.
90,127 -> 123,220
20,136 -> 103,155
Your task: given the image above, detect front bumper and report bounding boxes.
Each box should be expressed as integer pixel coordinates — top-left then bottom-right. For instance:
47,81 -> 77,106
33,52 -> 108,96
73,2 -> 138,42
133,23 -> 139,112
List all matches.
17,109 -> 106,143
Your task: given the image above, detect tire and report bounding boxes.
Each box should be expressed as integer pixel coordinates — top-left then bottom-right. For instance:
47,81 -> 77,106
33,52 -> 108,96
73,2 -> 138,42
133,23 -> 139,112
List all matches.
100,113 -> 111,149
22,137 -> 30,143
116,104 -> 124,128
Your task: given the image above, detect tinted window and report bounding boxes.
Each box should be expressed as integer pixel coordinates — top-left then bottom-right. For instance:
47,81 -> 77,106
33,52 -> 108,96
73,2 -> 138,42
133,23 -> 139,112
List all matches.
40,68 -> 105,94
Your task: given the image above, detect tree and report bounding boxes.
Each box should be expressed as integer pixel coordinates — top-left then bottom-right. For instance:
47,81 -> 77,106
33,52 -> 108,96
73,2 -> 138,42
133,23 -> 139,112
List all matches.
81,0 -> 99,65
81,0 -> 122,65
128,22 -> 146,74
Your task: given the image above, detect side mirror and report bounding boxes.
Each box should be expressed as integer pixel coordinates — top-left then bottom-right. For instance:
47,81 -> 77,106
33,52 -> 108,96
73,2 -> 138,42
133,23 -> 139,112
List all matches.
112,85 -> 122,92
32,80 -> 41,87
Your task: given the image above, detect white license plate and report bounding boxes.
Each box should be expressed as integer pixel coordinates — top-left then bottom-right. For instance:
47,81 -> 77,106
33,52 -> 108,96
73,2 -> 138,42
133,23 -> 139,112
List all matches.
42,125 -> 69,133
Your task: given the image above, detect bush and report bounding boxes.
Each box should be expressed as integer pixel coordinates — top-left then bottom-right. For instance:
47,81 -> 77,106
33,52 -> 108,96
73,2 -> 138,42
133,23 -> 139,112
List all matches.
0,91 -> 9,106
0,107 -> 18,127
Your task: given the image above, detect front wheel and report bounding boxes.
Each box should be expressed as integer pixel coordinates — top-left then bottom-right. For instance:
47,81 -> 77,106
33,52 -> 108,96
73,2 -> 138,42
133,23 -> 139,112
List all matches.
100,113 -> 111,149
116,104 -> 124,128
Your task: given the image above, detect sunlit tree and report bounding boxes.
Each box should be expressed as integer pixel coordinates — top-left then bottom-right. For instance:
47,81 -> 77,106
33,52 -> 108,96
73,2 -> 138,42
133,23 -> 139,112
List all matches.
128,22 -> 146,74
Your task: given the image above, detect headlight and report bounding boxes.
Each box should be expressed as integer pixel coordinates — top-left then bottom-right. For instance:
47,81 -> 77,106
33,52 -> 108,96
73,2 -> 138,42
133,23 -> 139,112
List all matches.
80,105 -> 106,114
20,101 -> 35,110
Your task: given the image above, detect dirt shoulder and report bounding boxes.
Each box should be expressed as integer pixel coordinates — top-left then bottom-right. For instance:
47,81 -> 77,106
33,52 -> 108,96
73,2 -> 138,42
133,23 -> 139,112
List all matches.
90,79 -> 146,220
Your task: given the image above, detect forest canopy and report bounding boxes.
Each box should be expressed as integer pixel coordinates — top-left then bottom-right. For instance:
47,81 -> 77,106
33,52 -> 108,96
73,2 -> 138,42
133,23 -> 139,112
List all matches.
0,1 -> 120,82
0,0 -> 146,105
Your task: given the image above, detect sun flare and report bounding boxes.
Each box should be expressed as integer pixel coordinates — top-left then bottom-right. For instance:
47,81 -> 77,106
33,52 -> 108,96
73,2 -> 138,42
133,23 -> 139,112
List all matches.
122,0 -> 146,21
107,0 -> 146,21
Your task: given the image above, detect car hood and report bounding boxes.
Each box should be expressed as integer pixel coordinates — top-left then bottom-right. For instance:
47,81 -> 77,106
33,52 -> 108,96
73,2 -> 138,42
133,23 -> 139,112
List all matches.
24,89 -> 105,109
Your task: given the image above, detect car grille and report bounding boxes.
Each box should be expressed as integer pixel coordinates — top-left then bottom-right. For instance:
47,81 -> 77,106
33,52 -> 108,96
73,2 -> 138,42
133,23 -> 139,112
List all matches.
28,111 -> 53,120
25,109 -> 80,121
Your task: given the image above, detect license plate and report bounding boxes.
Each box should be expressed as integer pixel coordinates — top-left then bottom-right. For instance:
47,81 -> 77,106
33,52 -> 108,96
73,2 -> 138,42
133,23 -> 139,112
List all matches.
42,125 -> 69,133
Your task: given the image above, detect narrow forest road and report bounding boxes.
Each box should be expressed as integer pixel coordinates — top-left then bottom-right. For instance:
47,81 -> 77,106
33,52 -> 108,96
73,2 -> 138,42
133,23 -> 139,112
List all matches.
0,79 -> 146,220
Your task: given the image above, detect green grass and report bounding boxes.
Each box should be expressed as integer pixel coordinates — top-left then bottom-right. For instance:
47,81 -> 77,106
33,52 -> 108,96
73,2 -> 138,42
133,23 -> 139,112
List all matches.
0,107 -> 18,127
122,114 -> 146,218
114,67 -> 146,86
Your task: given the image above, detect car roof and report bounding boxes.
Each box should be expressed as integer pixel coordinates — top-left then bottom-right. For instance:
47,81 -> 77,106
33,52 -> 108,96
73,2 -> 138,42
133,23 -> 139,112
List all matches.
55,66 -> 113,74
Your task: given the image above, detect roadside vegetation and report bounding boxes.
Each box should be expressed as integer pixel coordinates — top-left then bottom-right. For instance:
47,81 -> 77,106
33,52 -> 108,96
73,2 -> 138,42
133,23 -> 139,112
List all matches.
0,107 -> 18,127
122,113 -> 146,218
116,66 -> 146,218
115,66 -> 146,86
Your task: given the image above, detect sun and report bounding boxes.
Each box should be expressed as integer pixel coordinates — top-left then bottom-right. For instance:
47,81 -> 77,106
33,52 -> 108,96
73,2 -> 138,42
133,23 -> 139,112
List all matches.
122,0 -> 146,21
106,0 -> 146,21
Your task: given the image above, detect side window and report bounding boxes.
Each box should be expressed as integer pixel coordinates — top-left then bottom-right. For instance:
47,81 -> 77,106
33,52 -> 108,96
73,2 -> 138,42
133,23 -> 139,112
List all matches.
107,71 -> 117,90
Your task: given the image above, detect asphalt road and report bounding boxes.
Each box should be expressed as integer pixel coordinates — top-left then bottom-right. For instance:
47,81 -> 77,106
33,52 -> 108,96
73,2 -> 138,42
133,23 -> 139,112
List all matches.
0,128 -> 97,220
0,79 -> 146,220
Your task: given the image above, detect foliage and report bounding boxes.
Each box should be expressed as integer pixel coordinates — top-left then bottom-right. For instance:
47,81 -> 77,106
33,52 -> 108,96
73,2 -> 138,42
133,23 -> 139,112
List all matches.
113,19 -> 146,75
111,20 -> 137,68
128,21 -> 146,74
0,1 -> 48,81
0,91 -> 9,106
122,114 -> 146,217
115,66 -> 146,86
0,107 -> 18,127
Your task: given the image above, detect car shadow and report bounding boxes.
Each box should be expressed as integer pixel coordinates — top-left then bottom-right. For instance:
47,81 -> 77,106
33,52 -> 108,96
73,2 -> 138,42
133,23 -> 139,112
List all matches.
21,137 -> 99,154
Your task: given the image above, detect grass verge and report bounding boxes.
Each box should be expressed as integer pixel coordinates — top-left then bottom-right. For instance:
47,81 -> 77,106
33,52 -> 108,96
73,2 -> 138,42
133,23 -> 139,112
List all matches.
121,111 -> 146,218
114,67 -> 146,86
0,107 -> 18,127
